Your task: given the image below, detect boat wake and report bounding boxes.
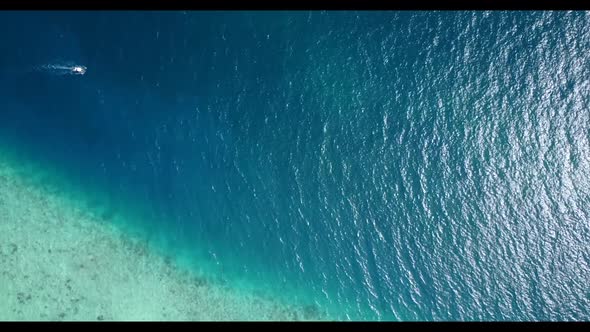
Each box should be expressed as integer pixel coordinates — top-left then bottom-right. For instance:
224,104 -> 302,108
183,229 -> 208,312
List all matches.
33,63 -> 87,76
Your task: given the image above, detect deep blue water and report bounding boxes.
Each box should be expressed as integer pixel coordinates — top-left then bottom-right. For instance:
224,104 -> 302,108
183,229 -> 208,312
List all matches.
1,11 -> 589,320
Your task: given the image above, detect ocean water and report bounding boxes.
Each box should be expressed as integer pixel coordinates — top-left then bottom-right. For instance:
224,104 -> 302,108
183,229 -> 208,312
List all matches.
0,11 -> 589,321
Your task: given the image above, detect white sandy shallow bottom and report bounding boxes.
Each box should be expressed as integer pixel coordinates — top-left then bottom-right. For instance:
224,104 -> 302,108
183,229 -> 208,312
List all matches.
0,156 -> 322,321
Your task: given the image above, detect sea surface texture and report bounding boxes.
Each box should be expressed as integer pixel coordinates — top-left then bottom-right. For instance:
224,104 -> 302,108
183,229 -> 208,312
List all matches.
0,11 -> 589,321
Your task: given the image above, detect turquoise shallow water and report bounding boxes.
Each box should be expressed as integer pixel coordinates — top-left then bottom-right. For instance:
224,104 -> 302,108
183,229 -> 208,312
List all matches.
0,11 -> 589,320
